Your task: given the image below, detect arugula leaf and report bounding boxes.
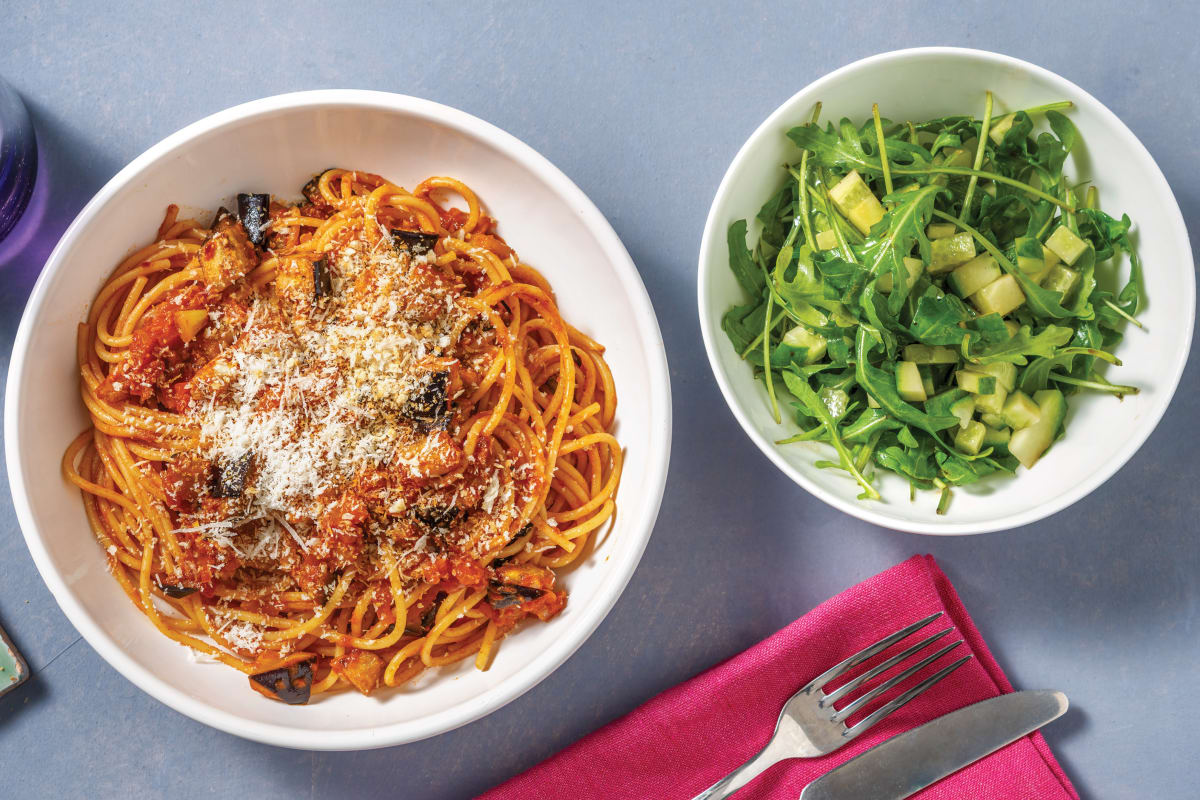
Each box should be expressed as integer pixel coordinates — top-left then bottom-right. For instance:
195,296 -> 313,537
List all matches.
727,220 -> 764,296
781,369 -> 879,499
1078,208 -> 1143,316
842,407 -> 902,443
1046,110 -> 1078,154
964,313 -> 1010,344
929,131 -> 962,156
721,296 -> 767,354
967,324 -> 1074,365
786,119 -> 932,175
908,285 -> 971,345
995,111 -> 1034,156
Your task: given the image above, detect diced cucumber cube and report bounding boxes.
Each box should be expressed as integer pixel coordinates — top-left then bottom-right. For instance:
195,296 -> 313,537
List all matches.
1002,390 -> 1042,429
1041,264 -> 1080,299
1014,236 -> 1045,275
902,344 -> 959,364
950,395 -> 976,429
926,222 -> 958,240
896,361 -> 927,402
966,362 -> 1017,392
1009,389 -> 1066,468
1004,320 -> 1019,338
956,370 -> 997,395
982,425 -> 1011,448
877,256 -> 924,294
974,383 -> 1012,417
954,420 -> 986,455
814,228 -> 838,250
1044,225 -> 1089,265
1022,244 -> 1060,286
980,412 -> 1006,428
974,383 -> 1009,415
929,233 -> 976,274
867,393 -> 880,409
781,326 -> 828,364
921,371 -> 936,398
971,274 -> 1026,317
942,147 -> 973,168
949,254 -> 1002,297
830,170 -> 885,235
988,113 -> 1016,144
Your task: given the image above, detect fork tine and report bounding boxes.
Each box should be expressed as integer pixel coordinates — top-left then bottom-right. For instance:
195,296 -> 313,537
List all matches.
805,612 -> 943,693
831,641 -> 964,723
820,627 -> 953,706
842,654 -> 973,740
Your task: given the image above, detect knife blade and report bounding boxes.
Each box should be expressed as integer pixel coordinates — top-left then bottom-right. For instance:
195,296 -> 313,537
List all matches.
799,690 -> 1068,800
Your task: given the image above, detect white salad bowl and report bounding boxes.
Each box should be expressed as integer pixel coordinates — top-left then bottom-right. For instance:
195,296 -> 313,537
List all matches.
698,48 -> 1194,535
5,90 -> 671,748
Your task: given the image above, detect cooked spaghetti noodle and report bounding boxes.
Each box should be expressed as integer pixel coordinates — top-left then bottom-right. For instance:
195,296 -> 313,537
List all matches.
63,169 -> 621,702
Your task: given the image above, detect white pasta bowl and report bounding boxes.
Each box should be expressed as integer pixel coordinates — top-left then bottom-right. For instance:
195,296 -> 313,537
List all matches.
698,47 -> 1194,535
5,91 -> 671,749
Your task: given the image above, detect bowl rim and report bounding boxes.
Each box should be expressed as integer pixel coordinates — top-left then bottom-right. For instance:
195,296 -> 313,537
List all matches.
5,89 -> 673,749
697,46 -> 1195,535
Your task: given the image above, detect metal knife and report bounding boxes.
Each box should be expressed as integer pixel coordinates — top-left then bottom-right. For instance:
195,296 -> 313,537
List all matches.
799,690 -> 1069,800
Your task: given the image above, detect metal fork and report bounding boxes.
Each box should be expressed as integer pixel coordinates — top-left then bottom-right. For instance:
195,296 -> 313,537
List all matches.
691,612 -> 971,800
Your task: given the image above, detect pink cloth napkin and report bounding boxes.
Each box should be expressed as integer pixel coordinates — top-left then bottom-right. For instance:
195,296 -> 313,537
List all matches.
480,555 -> 1077,800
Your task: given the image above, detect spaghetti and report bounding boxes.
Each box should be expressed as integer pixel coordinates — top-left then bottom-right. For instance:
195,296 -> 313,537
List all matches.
63,169 -> 622,703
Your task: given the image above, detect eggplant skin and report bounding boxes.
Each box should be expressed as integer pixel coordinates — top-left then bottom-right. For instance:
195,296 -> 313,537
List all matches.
414,502 -> 460,531
237,193 -> 271,247
400,370 -> 450,430
156,583 -> 198,598
390,228 -> 440,256
249,660 -> 314,705
301,168 -> 337,206
490,523 -> 534,566
487,582 -> 544,610
312,258 -> 333,298
211,452 -> 253,498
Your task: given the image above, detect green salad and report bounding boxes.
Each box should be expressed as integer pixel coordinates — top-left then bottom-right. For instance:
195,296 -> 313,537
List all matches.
722,94 -> 1143,513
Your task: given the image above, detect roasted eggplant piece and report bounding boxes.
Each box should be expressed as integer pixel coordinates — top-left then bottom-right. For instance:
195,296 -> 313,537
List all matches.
414,502 -> 459,531
249,660 -> 314,705
390,228 -> 440,257
404,595 -> 443,636
313,258 -> 333,298
490,523 -> 534,566
236,193 -> 271,247
211,206 -> 233,227
400,370 -> 450,430
487,582 -> 544,610
301,168 -> 336,206
155,582 -> 198,599
211,452 -> 253,498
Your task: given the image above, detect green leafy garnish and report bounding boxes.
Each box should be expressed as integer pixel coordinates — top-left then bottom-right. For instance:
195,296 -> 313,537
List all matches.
722,95 -> 1143,512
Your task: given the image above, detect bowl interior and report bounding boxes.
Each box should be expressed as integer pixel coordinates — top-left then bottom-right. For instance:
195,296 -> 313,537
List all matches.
8,94 -> 670,747
699,49 -> 1193,534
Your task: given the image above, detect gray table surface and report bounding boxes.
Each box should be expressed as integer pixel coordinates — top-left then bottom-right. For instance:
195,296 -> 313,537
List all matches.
1,2 -> 1197,798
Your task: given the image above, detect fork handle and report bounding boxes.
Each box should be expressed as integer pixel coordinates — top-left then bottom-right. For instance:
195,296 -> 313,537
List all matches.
690,741 -> 786,800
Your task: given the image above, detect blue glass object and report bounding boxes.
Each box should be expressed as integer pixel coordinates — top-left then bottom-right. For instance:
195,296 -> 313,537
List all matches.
0,75 -> 37,242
